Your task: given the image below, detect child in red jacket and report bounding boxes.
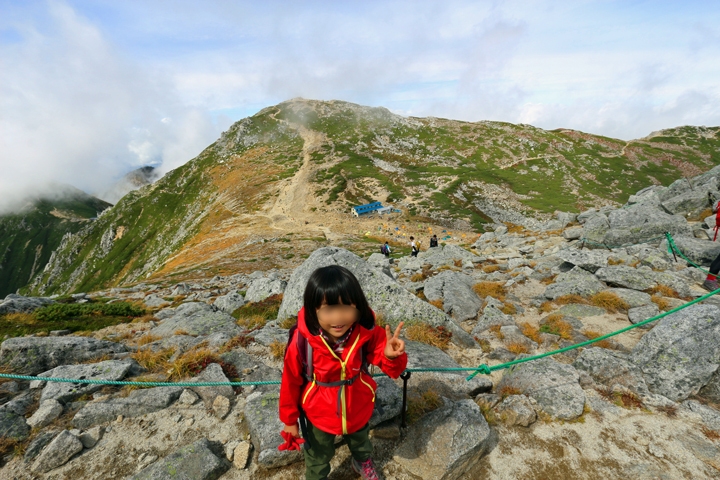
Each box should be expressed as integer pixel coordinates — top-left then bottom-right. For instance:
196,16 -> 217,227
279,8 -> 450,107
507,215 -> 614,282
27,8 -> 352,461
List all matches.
279,265 -> 407,480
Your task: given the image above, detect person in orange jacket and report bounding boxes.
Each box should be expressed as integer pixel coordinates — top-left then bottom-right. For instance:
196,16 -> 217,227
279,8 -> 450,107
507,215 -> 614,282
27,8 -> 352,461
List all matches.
279,265 -> 407,480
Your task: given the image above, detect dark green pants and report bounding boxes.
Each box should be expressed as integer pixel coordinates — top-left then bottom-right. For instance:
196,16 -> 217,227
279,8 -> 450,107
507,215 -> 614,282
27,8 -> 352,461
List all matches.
303,421 -> 373,480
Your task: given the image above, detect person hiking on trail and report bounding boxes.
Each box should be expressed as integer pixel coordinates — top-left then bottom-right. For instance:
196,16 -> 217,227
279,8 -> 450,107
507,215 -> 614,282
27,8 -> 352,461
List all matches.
279,265 -> 407,480
429,234 -> 438,248
409,236 -> 420,257
380,241 -> 391,258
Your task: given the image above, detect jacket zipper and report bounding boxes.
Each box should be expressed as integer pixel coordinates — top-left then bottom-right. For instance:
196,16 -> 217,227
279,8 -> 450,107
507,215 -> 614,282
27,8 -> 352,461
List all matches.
320,333 -> 361,435
360,374 -> 375,403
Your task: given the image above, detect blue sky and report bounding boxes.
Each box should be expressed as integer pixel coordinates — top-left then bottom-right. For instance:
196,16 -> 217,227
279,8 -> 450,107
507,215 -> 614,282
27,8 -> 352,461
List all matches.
1,0 -> 719,209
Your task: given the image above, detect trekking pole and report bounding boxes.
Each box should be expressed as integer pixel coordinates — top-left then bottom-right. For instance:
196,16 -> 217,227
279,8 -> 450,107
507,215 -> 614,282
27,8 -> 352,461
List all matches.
400,371 -> 412,429
580,239 -> 585,250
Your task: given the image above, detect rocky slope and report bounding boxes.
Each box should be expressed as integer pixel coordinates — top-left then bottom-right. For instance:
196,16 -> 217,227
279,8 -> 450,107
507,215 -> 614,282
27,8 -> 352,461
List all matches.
2,166 -> 720,478
0,184 -> 111,298
22,98 -> 720,297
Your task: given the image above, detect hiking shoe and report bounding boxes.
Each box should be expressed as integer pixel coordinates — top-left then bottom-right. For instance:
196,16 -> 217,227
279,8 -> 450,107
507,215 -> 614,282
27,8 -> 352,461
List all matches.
352,457 -> 380,480
703,279 -> 719,292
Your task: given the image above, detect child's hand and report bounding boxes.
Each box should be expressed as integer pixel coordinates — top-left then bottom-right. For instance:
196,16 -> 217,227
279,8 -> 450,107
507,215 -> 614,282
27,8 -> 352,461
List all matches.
384,322 -> 406,359
283,423 -> 300,438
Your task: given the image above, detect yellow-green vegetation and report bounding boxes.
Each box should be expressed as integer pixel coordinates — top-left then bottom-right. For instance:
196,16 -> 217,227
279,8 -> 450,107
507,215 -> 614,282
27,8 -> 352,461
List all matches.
0,301 -> 145,338
232,294 -> 283,327
405,324 -> 452,350
589,292 -> 630,313
406,389 -> 443,425
269,340 -> 286,359
651,295 -> 672,311
539,314 -> 573,340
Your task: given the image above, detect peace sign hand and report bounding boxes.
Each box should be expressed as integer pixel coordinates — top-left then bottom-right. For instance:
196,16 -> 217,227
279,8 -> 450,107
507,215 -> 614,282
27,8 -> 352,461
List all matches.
384,322 -> 406,360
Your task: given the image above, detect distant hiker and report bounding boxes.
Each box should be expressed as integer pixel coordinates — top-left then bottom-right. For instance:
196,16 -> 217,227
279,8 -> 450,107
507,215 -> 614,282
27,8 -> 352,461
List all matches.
279,265 -> 407,480
711,192 -> 720,241
702,195 -> 720,292
410,236 -> 420,257
380,241 -> 391,258
429,235 -> 438,248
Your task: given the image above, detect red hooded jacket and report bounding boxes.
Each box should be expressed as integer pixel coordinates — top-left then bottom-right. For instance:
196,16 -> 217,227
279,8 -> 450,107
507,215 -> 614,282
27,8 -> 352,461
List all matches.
279,306 -> 407,435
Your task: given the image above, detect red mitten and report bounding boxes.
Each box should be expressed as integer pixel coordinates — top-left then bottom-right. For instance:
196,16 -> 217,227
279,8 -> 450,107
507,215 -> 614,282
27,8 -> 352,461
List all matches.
278,430 -> 306,451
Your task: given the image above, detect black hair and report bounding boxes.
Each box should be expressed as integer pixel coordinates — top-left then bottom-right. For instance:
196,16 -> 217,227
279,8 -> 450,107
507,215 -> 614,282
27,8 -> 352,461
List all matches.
410,236 -> 414,240
303,265 -> 375,335
433,235 -> 437,237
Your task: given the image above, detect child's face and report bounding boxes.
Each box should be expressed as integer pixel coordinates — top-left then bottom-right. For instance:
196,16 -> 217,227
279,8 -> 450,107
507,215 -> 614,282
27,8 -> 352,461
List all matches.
316,297 -> 358,342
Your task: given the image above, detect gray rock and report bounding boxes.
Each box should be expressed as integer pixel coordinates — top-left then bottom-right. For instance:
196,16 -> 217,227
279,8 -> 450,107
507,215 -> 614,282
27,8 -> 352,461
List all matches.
572,348 -> 649,395
595,265 -> 694,297
629,304 -> 720,401
556,304 -> 606,317
23,429 -> 61,463
543,277 -> 605,300
143,294 -> 170,308
38,360 -> 136,404
604,288 -> 652,308
471,305 -> 515,336
78,426 -> 104,449
680,399 -> 720,430
249,324 -> 289,346
212,395 -> 231,419
496,358 -> 585,420
659,235 -> 720,267
405,341 -> 492,397
488,347 -> 516,362
563,226 -> 583,240
442,244 -> 484,264
500,326 -> 538,350
628,304 -> 661,328
601,206 -> 692,247
188,363 -> 234,407
212,292 -> 245,315
0,337 -> 127,375
233,441 -> 252,469
150,302 -> 241,338
244,389 -> 303,468
276,247 -> 477,347
0,295 -> 55,315
170,283 -> 192,296
72,386 -> 183,429
393,399 -> 493,480
579,214 -> 610,243
556,249 -> 609,273
128,438 -> 229,480
423,271 -> 483,321
244,277 -> 287,304
369,377 -> 403,426
495,394 -> 537,426
0,408 -> 30,440
219,350 -> 281,392
26,399 -> 63,429
661,188 -> 720,217
31,430 -> 83,474
577,208 -> 599,224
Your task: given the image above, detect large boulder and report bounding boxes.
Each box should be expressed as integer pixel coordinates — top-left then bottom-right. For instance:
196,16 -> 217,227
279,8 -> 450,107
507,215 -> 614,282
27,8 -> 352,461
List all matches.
543,267 -> 605,300
601,206 -> 692,247
38,360 -> 136,404
572,348 -> 649,395
72,386 -> 183,429
276,247 -> 477,347
471,306 -> 515,336
629,304 -> 720,401
423,271 -> 483,321
244,276 -> 287,304
393,399 -> 493,480
661,188 -> 720,217
579,214 -> 610,243
595,265 -> 695,297
129,438 -> 229,480
555,249 -> 609,273
31,430 -> 83,474
496,358 -> 585,420
244,389 -> 303,469
0,294 -> 55,315
0,337 -> 127,375
603,288 -> 652,308
0,409 -> 30,440
212,292 -> 246,315
150,302 -> 242,338
404,341 -> 492,397
659,235 -> 720,267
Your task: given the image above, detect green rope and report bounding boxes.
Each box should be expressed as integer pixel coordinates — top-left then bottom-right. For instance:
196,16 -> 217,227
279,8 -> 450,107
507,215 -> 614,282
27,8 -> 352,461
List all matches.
0,367 -> 488,387
578,235 -> 666,249
466,286 -> 720,380
665,232 -> 712,275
